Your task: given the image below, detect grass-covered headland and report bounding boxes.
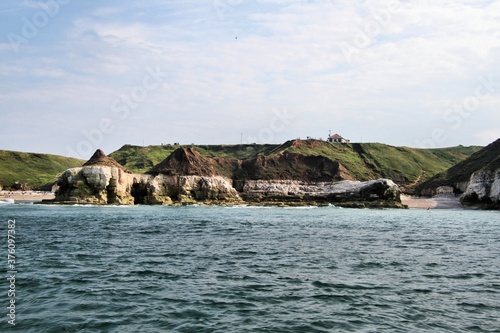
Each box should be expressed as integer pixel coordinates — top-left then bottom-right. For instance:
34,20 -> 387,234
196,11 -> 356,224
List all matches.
0,140 -> 482,192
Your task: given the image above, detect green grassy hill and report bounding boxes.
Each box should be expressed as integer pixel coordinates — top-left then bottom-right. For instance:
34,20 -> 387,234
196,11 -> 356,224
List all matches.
109,144 -> 278,174
109,140 -> 481,192
268,140 -> 480,188
416,138 -> 500,194
0,150 -> 84,190
0,140 -> 481,192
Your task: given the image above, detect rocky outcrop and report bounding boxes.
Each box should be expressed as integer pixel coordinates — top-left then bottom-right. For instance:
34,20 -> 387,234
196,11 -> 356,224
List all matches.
145,174 -> 241,204
50,148 -> 404,208
51,149 -> 241,205
241,178 -> 402,208
52,149 -> 136,204
417,139 -> 499,194
461,169 -> 500,209
418,138 -> 500,209
147,147 -> 236,178
54,166 -> 140,205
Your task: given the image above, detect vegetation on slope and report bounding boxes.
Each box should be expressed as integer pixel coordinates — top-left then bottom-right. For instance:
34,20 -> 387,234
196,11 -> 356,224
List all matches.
109,144 -> 278,173
279,140 -> 378,180
109,140 -> 481,192
271,140 -> 480,187
190,144 -> 278,159
108,144 -> 177,173
147,147 -> 237,178
351,143 -> 480,184
0,150 -> 84,190
416,138 -> 500,194
0,139 -> 482,192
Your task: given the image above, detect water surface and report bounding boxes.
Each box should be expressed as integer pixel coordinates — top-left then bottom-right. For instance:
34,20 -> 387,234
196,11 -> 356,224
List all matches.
1,205 -> 498,332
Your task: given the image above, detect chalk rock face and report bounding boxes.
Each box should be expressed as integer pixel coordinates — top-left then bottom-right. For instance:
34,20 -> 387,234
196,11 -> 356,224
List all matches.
52,147 -> 242,205
416,138 -> 500,207
145,147 -> 241,203
242,178 -> 402,207
461,169 -> 500,209
54,149 -> 145,205
435,186 -> 454,196
140,174 -> 240,203
153,175 -> 241,202
176,176 -> 240,201
51,148 -> 403,208
55,166 -> 139,205
54,168 -> 241,205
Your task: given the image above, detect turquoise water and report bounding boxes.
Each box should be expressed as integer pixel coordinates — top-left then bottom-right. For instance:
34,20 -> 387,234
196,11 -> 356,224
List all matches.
1,205 -> 499,332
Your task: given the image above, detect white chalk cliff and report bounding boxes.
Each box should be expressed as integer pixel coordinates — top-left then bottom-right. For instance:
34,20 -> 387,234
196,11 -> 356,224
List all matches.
51,148 -> 403,208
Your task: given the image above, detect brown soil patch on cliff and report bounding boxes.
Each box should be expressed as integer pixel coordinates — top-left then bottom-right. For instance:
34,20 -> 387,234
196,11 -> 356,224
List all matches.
147,147 -> 236,177
238,153 -> 354,182
147,147 -> 355,183
83,149 -> 131,172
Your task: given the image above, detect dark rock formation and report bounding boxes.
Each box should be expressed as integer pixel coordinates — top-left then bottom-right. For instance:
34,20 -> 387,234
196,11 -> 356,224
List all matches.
9,182 -> 32,191
147,147 -> 236,177
241,178 -> 402,208
417,138 -> 500,209
236,153 -> 354,182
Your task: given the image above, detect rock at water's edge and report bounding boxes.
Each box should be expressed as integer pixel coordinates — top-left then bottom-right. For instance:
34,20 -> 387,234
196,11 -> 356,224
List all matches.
49,148 -> 404,208
241,178 -> 402,208
461,169 -> 500,209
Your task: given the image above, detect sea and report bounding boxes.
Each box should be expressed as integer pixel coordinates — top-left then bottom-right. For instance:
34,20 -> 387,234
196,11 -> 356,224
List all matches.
0,204 -> 498,333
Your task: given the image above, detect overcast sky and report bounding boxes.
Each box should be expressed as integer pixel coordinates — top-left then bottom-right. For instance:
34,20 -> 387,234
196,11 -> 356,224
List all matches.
1,0 -> 499,158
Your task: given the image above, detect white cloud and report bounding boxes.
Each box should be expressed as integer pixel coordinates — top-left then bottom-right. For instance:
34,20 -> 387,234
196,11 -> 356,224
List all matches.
31,68 -> 68,78
1,0 -> 500,156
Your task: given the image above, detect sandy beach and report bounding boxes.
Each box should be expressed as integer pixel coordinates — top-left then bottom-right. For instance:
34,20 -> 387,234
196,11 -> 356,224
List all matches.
0,190 -> 55,201
401,194 -> 463,209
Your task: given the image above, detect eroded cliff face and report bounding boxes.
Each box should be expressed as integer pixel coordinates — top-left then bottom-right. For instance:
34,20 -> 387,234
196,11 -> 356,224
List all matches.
416,138 -> 500,209
52,149 -> 241,205
54,167 -> 241,205
51,148 -> 404,208
237,153 -> 354,182
149,174 -> 241,204
54,166 -> 145,205
461,169 -> 500,209
241,178 -> 402,208
54,166 -> 402,207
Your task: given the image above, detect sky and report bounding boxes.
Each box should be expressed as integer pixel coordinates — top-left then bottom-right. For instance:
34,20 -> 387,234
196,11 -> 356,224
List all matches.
1,0 -> 499,159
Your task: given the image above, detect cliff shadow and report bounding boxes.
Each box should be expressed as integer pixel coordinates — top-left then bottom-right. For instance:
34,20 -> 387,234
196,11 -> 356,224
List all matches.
131,183 -> 148,205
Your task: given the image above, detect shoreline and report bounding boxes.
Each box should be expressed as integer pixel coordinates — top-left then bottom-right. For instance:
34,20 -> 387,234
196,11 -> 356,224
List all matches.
401,194 -> 463,209
0,191 -> 55,201
1,191 -> 463,209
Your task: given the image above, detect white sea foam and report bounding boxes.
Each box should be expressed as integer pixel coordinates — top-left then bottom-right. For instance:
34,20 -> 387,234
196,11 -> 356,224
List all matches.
0,198 -> 15,205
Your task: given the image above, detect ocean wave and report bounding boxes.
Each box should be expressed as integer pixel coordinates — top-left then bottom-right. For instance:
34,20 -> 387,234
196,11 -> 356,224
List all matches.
5,205 -> 498,332
0,198 -> 15,205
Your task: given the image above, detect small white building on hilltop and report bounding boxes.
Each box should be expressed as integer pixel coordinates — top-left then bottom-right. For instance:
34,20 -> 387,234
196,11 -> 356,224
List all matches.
327,133 -> 350,143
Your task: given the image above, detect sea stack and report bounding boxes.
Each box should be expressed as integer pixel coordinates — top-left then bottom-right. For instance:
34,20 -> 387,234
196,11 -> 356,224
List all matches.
51,149 -> 141,205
